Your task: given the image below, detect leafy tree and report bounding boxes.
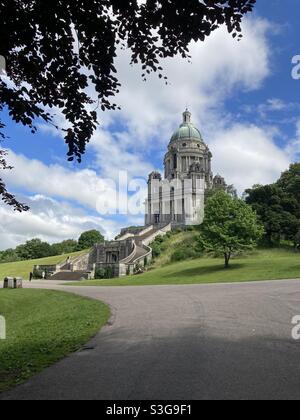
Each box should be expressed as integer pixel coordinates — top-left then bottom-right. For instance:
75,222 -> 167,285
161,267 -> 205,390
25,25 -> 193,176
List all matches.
227,184 -> 238,198
0,248 -> 19,263
199,191 -> 264,268
51,239 -> 78,256
0,0 -> 257,209
205,182 -> 237,202
277,163 -> 300,202
15,238 -> 52,260
0,236 -> 79,264
78,230 -> 104,250
245,183 -> 300,245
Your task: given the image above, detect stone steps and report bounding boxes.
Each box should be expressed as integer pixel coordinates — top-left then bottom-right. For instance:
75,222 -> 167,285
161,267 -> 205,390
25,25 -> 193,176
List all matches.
49,271 -> 89,281
126,245 -> 148,264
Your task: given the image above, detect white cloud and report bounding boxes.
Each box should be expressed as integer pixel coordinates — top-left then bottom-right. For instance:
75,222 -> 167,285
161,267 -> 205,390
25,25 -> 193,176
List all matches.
210,124 -> 291,194
1,150 -> 129,213
0,195 -> 123,250
285,119 -> 300,160
105,17 -> 271,145
0,146 -> 143,249
90,129 -> 154,180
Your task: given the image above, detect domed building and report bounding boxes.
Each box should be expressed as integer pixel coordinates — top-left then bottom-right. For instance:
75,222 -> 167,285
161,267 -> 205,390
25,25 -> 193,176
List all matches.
145,110 -> 225,227
43,110 -> 227,280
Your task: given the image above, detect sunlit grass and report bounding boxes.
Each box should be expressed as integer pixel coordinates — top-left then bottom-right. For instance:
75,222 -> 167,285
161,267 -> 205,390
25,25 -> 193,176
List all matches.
0,289 -> 110,391
68,248 -> 300,287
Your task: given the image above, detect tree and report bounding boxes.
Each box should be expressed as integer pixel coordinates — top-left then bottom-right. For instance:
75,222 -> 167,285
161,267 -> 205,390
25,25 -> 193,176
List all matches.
0,248 -> 19,263
15,238 -> 52,260
200,191 -> 264,268
51,239 -> 78,256
206,182 -> 237,201
277,163 -> 300,202
78,230 -> 104,250
0,0 -> 257,209
245,183 -> 300,245
0,237 -> 79,264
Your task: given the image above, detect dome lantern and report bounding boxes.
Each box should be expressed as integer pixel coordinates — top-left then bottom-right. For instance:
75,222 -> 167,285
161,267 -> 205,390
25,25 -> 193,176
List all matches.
183,108 -> 192,124
170,110 -> 203,144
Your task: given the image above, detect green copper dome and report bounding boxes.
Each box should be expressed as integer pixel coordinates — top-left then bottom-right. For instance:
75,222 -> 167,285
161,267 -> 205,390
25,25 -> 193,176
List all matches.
170,110 -> 203,143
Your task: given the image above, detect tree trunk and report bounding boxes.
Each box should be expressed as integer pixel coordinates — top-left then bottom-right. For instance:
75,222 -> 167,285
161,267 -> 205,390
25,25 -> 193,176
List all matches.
224,253 -> 231,268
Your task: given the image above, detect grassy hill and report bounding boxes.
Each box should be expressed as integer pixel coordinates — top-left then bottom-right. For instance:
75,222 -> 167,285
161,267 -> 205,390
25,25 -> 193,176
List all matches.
69,230 -> 300,287
0,250 -> 87,280
151,229 -> 200,268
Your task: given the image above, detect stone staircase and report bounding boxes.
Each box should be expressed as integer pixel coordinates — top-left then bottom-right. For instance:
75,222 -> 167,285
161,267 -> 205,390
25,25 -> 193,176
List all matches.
49,270 -> 90,281
124,244 -> 150,265
47,223 -> 172,280
119,223 -> 172,273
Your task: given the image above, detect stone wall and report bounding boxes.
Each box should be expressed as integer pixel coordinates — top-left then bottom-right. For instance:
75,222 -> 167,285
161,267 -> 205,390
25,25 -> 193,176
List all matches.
71,252 -> 94,271
93,239 -> 135,264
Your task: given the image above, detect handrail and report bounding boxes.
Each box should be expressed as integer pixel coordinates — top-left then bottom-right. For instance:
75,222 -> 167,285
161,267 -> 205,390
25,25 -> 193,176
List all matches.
120,241 -> 137,264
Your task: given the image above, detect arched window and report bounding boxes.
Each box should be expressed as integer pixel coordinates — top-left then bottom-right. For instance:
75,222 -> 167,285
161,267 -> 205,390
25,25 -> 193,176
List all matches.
173,154 -> 177,170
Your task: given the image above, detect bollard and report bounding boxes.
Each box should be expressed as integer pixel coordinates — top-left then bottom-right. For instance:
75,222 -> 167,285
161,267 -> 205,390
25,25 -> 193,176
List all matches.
3,277 -> 23,289
3,277 -> 14,289
14,278 -> 23,289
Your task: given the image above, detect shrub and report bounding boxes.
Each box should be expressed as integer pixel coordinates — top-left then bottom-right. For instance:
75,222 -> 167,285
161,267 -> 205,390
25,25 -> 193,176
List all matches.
134,263 -> 144,275
94,266 -> 114,279
171,248 -> 198,263
94,267 -> 106,279
105,267 -> 114,279
32,268 -> 43,279
151,242 -> 163,258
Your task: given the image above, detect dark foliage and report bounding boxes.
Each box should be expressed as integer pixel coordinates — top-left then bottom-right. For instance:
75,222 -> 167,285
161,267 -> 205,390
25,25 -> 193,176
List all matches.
245,164 -> 300,246
77,229 -> 104,250
0,230 -> 96,263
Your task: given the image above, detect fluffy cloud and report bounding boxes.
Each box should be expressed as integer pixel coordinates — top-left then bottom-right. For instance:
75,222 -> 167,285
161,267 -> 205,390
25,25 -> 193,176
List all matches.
0,195 -> 123,250
210,124 -> 291,193
285,119 -> 300,160
104,17 -> 271,144
91,129 -> 154,180
1,150 -> 135,213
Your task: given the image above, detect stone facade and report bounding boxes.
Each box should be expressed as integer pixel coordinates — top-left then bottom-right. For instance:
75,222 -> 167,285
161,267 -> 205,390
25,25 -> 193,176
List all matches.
93,239 -> 134,265
145,110 -> 225,227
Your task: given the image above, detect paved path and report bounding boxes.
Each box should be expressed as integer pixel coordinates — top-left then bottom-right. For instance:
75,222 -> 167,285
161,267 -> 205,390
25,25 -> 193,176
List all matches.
2,279 -> 300,400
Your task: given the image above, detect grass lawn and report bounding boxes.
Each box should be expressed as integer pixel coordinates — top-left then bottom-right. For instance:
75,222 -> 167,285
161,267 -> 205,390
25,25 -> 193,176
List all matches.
152,230 -> 199,268
0,250 -> 88,280
67,248 -> 300,287
0,289 -> 110,392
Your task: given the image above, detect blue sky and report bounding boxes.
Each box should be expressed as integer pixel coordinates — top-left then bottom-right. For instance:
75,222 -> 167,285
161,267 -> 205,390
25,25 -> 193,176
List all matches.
1,0 -> 300,249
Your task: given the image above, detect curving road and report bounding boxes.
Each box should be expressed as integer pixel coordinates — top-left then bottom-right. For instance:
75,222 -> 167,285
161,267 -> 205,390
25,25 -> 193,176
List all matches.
2,279 -> 300,400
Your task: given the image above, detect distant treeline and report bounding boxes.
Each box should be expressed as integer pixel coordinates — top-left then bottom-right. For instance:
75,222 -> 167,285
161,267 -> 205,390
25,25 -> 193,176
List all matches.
0,230 -> 104,263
